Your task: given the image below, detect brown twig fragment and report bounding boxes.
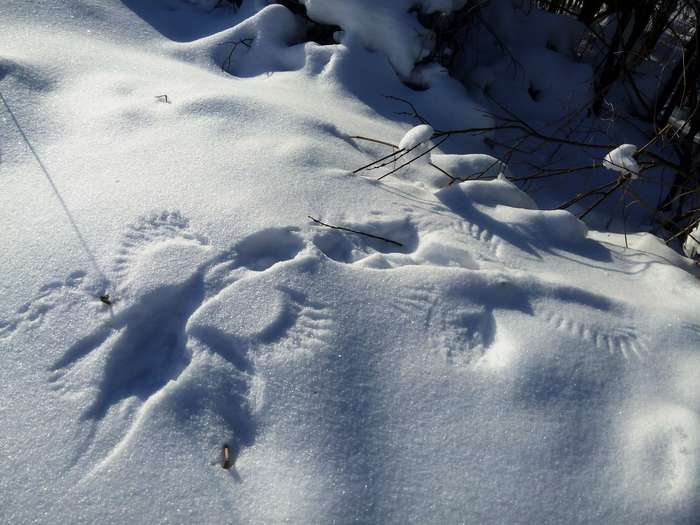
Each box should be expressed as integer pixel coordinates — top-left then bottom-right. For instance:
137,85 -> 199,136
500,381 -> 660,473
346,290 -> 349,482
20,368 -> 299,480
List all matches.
222,444 -> 231,469
308,216 -> 403,247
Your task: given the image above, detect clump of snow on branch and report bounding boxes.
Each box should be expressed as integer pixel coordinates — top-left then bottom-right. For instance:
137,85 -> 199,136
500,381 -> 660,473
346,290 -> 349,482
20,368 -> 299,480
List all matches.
603,144 -> 640,178
683,223 -> 700,259
399,124 -> 434,150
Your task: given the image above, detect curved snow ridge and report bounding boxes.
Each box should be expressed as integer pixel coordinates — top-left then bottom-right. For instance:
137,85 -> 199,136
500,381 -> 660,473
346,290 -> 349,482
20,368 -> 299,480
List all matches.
193,4 -> 305,78
435,176 -> 591,256
435,174 -> 536,209
0,56 -> 57,92
301,0 -> 468,77
431,153 -> 512,181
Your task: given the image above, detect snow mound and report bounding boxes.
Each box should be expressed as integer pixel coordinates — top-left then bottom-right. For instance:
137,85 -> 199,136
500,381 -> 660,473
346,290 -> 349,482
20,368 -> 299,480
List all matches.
1,1 -> 700,524
207,4 -> 306,78
432,153 -> 511,180
603,144 -> 640,177
301,0 -> 468,77
398,124 -> 434,150
435,176 -> 537,210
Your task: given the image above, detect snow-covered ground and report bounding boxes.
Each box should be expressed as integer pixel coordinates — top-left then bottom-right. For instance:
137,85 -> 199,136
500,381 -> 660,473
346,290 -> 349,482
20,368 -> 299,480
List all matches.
1,1 -> 699,523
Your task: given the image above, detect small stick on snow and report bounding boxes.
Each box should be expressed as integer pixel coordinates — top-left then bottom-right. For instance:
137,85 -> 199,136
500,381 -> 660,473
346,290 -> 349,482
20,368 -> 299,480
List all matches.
349,135 -> 456,183
366,143 -> 421,171
352,147 -> 407,174
349,135 -> 398,149
308,216 -> 403,247
222,444 -> 231,469
376,135 -> 450,181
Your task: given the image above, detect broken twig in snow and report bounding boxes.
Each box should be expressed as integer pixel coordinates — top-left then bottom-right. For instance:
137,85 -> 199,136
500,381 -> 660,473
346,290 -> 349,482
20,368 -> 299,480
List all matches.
376,135 -> 450,181
222,444 -> 232,469
220,38 -> 253,73
308,216 -> 403,247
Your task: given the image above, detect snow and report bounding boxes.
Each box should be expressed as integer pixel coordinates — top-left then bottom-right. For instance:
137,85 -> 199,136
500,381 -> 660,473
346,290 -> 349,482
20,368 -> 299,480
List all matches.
432,152 -> 512,181
398,123 -> 434,150
684,223 -> 700,260
603,143 -> 641,178
435,175 -> 537,210
301,0 -> 470,77
1,1 -> 699,524
459,0 -> 593,123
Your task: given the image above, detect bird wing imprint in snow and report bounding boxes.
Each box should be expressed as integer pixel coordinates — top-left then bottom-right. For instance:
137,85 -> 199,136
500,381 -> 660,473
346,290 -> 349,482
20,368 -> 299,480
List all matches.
530,281 -> 649,360
393,283 -> 496,366
34,207 -> 651,472
0,270 -> 99,340
46,211 -> 315,472
309,212 -> 647,365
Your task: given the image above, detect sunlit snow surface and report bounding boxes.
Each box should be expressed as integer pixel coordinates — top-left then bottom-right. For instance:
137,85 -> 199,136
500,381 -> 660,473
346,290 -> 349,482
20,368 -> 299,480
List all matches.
1,1 -> 699,524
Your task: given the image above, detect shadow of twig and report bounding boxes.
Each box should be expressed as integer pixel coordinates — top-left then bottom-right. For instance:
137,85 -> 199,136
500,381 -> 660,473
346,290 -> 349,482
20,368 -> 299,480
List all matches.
0,90 -> 109,287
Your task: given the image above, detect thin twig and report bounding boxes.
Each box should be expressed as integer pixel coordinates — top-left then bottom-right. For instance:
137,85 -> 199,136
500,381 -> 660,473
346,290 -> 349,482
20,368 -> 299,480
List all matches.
352,148 -> 406,174
367,143 -> 423,171
383,95 -> 432,127
558,179 -> 621,210
351,135 -> 456,183
377,135 -> 450,181
578,177 -> 629,220
350,136 -> 397,148
308,216 -> 403,247
428,161 -> 458,183
221,38 -> 253,73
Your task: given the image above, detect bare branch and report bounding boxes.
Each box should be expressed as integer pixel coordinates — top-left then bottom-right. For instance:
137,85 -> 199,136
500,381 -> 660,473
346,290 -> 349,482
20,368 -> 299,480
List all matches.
308,216 -> 403,247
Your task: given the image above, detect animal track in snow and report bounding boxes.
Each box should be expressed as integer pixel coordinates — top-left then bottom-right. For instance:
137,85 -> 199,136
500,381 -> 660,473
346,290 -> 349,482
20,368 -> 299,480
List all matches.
227,227 -> 305,271
311,216 -> 418,265
0,270 -> 98,340
437,304 -> 494,365
622,404 -> 700,507
275,286 -> 336,354
392,284 -> 439,328
394,283 -> 497,366
448,220 -> 505,260
47,212 -> 308,470
50,211 -> 212,421
111,210 -> 208,291
412,210 -> 505,265
311,214 -> 486,271
429,283 -> 499,366
538,303 -> 648,360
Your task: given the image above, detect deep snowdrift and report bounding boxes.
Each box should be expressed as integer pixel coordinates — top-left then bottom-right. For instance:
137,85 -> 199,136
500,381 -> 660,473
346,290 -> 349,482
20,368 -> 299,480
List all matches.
1,1 -> 699,523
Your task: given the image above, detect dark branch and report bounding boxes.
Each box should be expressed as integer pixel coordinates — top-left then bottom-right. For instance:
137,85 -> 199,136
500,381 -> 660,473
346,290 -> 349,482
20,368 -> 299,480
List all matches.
308,216 -> 403,247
